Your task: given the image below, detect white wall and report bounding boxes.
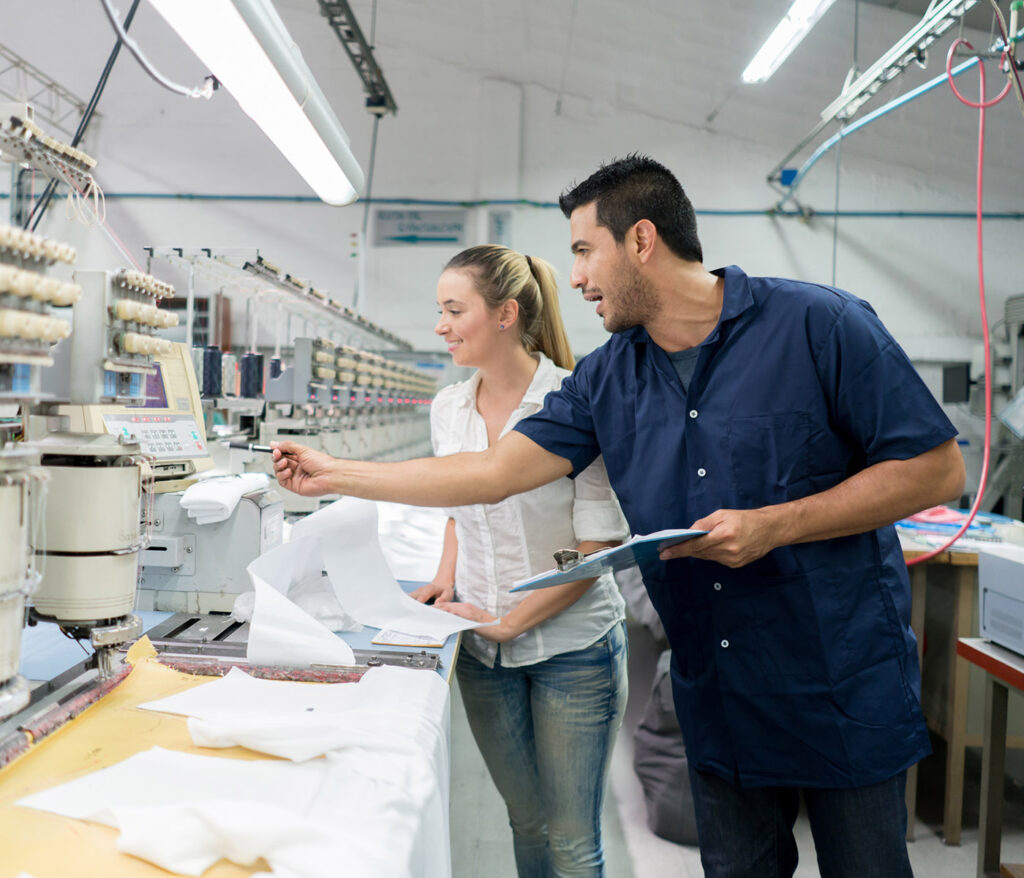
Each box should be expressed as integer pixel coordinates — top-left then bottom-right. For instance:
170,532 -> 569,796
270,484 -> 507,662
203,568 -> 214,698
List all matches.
3,0 -> 1020,370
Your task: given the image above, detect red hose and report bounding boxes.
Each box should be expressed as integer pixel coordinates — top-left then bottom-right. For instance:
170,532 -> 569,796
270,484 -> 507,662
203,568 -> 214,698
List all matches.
906,39 -> 1011,566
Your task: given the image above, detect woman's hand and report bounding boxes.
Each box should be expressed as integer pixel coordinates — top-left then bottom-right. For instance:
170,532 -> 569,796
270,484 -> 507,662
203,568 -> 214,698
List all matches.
436,600 -> 510,641
409,581 -> 454,604
271,440 -> 337,496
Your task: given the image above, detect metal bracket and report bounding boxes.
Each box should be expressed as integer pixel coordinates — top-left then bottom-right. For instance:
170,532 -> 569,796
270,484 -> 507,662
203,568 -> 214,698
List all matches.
553,548 -> 584,572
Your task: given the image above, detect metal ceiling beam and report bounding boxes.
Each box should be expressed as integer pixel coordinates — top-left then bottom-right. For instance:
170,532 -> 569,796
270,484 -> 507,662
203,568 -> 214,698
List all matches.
316,0 -> 397,116
768,0 -> 980,183
0,43 -> 89,138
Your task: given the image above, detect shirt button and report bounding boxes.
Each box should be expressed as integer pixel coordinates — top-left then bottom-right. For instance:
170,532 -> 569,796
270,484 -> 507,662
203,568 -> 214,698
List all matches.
689,409 -> 698,419
713,582 -> 722,591
697,467 -> 707,477
720,639 -> 729,648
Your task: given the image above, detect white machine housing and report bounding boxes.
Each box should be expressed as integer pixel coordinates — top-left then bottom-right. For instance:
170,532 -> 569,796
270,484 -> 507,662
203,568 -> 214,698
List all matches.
979,550 -> 1024,656
28,431 -> 146,624
137,487 -> 283,613
0,445 -> 44,719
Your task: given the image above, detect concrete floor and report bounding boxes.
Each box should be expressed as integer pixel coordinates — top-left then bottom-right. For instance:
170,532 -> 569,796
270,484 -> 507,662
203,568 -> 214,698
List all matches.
450,618 -> 1024,877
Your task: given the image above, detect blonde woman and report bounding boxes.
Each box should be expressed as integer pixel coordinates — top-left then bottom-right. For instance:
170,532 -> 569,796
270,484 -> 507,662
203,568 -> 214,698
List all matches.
413,245 -> 629,877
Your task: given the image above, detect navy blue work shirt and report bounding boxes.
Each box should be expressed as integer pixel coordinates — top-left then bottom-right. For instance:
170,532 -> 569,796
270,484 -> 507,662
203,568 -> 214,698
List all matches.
515,265 -> 957,789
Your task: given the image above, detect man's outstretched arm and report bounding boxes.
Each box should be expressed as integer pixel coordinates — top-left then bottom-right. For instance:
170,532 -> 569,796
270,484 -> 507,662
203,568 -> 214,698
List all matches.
271,430 -> 574,507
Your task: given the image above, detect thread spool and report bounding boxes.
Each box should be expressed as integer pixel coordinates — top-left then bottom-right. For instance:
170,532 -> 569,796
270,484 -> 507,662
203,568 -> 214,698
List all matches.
221,354 -> 238,397
190,346 -> 205,393
201,346 -> 222,398
239,352 -> 264,398
269,357 -> 283,379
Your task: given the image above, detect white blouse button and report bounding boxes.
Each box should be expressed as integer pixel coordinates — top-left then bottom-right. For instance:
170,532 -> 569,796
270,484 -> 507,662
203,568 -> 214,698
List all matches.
697,467 -> 707,478
689,409 -> 698,419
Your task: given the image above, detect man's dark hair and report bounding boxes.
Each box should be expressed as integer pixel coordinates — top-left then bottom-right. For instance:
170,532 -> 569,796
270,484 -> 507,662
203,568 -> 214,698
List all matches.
558,154 -> 703,263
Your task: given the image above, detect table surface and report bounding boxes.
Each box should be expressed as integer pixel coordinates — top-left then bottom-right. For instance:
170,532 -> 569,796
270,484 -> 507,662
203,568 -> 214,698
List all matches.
900,533 -> 981,565
958,638 -> 1024,691
5,583 -> 460,877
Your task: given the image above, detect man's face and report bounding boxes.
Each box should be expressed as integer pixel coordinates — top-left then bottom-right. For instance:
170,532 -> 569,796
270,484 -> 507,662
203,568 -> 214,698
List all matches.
569,202 -> 659,333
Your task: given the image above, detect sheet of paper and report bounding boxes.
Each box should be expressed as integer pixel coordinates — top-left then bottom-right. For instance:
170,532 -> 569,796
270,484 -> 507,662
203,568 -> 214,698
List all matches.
291,497 -> 484,639
372,630 -> 445,648
376,501 -> 448,581
246,580 -> 356,667
243,534 -> 360,632
246,533 -> 323,597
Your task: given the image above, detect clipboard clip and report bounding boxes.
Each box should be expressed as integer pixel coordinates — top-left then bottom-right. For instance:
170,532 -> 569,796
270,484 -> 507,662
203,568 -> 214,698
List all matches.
553,548 -> 585,572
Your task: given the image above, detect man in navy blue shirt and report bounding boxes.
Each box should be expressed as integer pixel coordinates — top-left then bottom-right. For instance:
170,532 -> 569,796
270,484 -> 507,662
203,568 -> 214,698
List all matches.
274,156 -> 965,877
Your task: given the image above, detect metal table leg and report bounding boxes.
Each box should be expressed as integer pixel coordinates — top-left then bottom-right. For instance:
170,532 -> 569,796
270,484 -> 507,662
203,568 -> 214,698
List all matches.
978,676 -> 1008,877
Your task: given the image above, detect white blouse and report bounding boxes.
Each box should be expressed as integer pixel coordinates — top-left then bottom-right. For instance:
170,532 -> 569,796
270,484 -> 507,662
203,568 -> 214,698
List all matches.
430,352 -> 629,669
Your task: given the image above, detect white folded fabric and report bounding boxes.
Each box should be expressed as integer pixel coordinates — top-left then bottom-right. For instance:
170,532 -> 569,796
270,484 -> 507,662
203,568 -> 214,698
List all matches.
179,473 -> 269,525
19,665 -> 453,878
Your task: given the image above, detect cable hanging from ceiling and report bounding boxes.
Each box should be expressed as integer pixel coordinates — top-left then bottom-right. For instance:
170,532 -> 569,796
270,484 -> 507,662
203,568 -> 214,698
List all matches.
97,0 -> 217,100
906,34 -> 1015,565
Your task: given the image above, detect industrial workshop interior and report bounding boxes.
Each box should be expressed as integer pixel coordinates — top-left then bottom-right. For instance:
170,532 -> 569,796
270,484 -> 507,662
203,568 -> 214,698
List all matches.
3,0 -> 1024,876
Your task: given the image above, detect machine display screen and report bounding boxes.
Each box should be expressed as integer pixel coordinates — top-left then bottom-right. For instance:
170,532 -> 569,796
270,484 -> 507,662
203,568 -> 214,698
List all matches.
128,364 -> 169,409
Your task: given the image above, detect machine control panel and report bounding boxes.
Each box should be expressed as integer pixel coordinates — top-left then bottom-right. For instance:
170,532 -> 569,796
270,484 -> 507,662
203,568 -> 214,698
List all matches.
102,413 -> 207,460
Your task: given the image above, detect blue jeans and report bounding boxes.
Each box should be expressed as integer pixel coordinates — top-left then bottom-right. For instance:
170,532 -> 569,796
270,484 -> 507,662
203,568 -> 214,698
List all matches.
688,765 -> 914,878
455,621 -> 628,878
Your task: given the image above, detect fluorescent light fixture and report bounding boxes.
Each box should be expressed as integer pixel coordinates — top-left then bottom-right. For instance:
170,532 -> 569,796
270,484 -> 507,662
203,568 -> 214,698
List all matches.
148,0 -> 364,205
742,0 -> 840,84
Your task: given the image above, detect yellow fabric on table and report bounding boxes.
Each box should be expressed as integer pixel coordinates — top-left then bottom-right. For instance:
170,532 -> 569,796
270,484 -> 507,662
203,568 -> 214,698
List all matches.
0,640 -> 272,877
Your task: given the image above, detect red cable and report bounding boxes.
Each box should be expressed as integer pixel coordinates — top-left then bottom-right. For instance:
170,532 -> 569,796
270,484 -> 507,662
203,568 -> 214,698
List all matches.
945,39 -> 1013,107
907,39 -> 1010,566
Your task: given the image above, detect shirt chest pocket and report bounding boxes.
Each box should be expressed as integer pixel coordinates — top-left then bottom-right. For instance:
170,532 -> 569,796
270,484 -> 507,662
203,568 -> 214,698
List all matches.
726,412 -> 812,505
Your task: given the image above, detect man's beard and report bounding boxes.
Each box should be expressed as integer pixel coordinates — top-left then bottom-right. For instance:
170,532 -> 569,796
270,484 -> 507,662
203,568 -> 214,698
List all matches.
603,259 -> 660,333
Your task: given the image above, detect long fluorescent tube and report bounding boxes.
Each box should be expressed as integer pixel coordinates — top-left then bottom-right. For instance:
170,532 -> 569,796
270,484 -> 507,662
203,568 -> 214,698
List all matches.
149,0 -> 365,205
742,0 -> 840,84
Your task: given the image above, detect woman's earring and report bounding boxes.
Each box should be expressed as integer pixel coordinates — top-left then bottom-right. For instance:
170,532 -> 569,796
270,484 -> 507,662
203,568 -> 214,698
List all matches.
499,324 -> 505,330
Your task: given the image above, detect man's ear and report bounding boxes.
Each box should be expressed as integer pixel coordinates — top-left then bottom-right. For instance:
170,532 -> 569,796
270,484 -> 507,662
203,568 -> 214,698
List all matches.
632,219 -> 657,264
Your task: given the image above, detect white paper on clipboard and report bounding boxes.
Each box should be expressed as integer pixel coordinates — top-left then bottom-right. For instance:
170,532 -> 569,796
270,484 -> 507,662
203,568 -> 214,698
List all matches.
510,528 -> 707,592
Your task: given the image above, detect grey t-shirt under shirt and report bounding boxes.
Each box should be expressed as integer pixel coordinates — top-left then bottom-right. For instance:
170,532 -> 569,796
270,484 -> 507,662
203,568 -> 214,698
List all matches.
666,347 -> 701,394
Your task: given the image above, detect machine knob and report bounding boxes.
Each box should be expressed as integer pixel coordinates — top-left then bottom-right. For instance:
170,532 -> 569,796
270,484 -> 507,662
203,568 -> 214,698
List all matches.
157,309 -> 179,328
9,269 -> 38,298
35,277 -> 62,303
0,309 -> 29,337
115,299 -> 141,321
17,313 -> 46,340
119,332 -> 147,354
51,282 -> 82,307
40,316 -> 71,342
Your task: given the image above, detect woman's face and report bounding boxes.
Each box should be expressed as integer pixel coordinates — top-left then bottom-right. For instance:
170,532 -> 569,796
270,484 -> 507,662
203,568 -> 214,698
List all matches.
435,269 -> 503,367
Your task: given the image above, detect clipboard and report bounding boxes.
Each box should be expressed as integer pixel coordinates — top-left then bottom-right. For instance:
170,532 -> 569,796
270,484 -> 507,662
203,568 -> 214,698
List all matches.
510,528 -> 707,592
